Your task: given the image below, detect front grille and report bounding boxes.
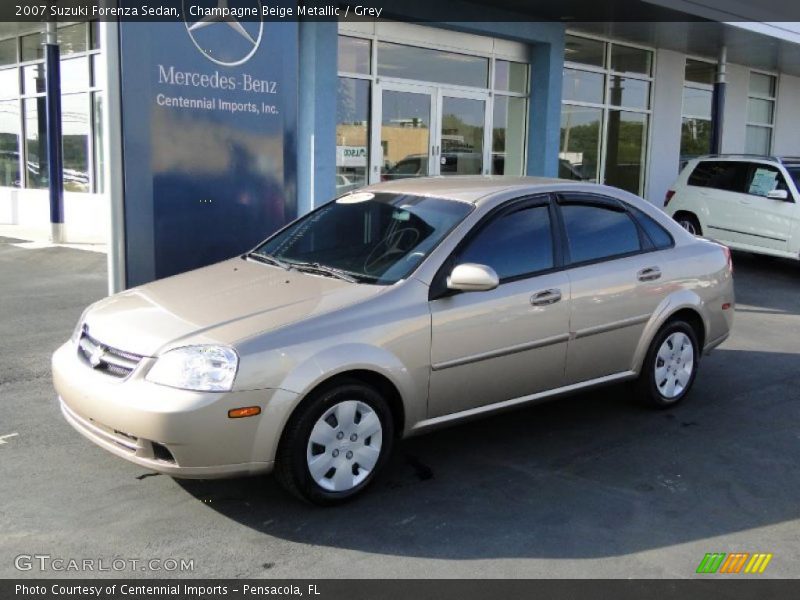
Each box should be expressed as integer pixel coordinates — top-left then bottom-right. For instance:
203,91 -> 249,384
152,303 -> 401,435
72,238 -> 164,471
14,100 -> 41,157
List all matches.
77,331 -> 143,379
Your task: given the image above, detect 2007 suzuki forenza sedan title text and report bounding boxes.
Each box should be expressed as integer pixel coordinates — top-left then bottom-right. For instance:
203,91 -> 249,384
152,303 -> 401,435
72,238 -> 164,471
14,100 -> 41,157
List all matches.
53,177 -> 734,504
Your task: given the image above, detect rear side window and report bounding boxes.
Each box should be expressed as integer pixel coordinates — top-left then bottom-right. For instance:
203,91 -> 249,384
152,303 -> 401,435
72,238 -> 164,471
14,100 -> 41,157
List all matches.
687,161 -> 750,193
628,206 -> 674,249
458,204 -> 554,280
561,202 -> 642,263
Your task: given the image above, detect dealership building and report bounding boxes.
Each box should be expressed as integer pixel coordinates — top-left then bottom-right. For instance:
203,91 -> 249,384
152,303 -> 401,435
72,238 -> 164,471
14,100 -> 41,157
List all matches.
0,1 -> 799,291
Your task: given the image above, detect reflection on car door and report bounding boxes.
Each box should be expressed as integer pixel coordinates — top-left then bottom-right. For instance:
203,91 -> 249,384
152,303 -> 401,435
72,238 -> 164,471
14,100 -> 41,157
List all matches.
557,194 -> 671,383
428,197 -> 571,418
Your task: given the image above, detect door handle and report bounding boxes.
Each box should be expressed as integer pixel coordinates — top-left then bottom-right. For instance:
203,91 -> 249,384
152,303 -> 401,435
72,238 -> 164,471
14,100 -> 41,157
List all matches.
637,266 -> 662,282
530,288 -> 562,306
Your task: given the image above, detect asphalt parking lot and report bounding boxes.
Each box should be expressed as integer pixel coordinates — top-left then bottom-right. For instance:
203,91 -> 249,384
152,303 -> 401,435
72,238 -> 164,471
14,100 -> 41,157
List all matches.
1,237 -> 798,579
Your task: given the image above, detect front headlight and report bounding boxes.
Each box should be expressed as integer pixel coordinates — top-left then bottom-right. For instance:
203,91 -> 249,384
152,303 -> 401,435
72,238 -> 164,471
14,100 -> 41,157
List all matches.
146,345 -> 239,392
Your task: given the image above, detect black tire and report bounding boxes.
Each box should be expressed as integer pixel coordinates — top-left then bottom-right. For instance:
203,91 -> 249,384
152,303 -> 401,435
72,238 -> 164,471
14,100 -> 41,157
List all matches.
634,320 -> 700,409
275,379 -> 394,505
674,213 -> 702,236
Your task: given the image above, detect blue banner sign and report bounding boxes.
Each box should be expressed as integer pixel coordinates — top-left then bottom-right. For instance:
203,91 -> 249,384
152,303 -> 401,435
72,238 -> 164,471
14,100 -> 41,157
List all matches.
119,0 -> 298,286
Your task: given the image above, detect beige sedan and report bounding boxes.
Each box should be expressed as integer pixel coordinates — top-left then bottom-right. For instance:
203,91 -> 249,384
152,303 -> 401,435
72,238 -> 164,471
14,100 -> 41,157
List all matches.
53,177 -> 734,504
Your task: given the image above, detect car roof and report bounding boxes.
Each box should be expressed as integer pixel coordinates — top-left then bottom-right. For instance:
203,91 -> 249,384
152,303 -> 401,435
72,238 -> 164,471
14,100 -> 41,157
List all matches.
360,175 -> 574,204
693,154 -> 800,165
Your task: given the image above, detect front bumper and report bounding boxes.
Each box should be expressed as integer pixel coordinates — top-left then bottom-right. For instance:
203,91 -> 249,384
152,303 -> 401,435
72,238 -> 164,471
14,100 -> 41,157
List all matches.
53,341 -> 298,479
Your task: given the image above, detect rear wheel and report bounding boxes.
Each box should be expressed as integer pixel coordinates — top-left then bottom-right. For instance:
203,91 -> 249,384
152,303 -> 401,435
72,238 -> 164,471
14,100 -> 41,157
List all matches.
275,380 -> 394,505
635,320 -> 700,408
675,213 -> 702,236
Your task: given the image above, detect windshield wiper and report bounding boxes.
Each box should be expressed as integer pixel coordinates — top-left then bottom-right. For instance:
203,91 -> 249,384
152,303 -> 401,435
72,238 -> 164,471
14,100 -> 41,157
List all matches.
288,261 -> 360,283
244,252 -> 291,271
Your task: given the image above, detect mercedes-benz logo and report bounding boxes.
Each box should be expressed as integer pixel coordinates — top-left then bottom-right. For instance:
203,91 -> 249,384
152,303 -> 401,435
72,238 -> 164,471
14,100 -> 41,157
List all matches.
184,0 -> 264,67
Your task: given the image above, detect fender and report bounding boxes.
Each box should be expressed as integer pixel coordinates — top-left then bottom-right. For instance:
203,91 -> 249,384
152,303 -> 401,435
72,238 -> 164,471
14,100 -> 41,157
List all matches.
630,289 -> 708,374
250,343 -> 425,464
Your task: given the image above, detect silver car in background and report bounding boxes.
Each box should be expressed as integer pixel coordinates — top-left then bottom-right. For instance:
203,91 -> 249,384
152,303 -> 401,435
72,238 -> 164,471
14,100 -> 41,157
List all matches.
53,177 -> 734,504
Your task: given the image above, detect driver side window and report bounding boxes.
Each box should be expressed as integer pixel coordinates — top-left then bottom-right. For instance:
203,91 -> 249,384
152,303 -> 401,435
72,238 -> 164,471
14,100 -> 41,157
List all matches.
457,204 -> 554,281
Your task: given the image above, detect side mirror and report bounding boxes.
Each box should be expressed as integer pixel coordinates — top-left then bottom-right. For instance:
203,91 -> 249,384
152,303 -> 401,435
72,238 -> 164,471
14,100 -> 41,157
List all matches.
447,263 -> 499,292
767,189 -> 789,201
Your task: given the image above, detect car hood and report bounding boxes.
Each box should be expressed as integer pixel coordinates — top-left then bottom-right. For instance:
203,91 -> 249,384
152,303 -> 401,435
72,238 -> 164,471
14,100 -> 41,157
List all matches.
82,258 -> 385,356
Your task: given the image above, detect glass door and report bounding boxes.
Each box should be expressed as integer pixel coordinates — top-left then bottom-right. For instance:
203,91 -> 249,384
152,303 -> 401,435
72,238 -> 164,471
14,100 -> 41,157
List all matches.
438,91 -> 489,176
370,83 -> 491,181
374,83 -> 436,183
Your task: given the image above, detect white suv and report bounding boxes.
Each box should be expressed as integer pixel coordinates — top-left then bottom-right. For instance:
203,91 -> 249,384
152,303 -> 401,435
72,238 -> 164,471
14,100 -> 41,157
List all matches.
665,155 -> 800,261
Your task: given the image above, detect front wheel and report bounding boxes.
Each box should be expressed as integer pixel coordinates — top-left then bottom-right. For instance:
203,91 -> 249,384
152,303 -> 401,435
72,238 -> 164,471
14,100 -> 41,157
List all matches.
635,321 -> 700,408
275,380 -> 394,505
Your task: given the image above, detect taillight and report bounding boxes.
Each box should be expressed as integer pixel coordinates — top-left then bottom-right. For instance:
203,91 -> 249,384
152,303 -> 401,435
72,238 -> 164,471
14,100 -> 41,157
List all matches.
664,190 -> 675,207
722,245 -> 733,273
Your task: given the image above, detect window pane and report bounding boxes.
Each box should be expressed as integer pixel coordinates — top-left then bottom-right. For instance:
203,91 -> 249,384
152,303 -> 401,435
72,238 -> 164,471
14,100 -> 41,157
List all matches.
680,117 -> 712,161
336,78 -> 369,193
61,93 -> 90,192
459,205 -> 553,279
745,125 -> 772,155
682,87 -> 712,119
560,105 -> 601,181
57,23 -> 87,56
564,35 -> 605,67
0,68 -> 18,99
441,96 -> 484,175
492,96 -> 526,175
562,203 -> 641,263
494,60 -> 528,93
24,97 -> 48,188
61,57 -> 89,93
0,39 -> 16,66
23,63 -> 46,95
0,100 -> 21,187
562,68 -> 604,104
92,92 -> 104,193
21,32 -> 43,62
381,90 -> 431,180
603,110 -> 647,194
338,36 -> 370,75
378,42 -> 488,88
749,72 -> 775,97
685,59 -> 715,86
747,97 -> 774,125
687,161 -> 750,193
608,75 -> 650,109
610,44 -> 652,76
628,205 -> 673,249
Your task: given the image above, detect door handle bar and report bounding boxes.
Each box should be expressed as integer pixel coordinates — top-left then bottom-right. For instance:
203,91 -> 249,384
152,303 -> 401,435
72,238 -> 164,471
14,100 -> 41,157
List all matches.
637,266 -> 662,282
530,289 -> 562,306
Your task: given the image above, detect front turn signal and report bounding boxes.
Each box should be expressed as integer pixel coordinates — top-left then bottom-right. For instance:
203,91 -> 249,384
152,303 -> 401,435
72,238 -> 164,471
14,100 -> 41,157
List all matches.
228,406 -> 261,419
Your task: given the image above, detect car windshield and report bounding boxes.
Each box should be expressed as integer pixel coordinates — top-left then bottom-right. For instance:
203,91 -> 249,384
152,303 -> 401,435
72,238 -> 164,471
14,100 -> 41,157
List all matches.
785,166 -> 800,192
252,192 -> 472,285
